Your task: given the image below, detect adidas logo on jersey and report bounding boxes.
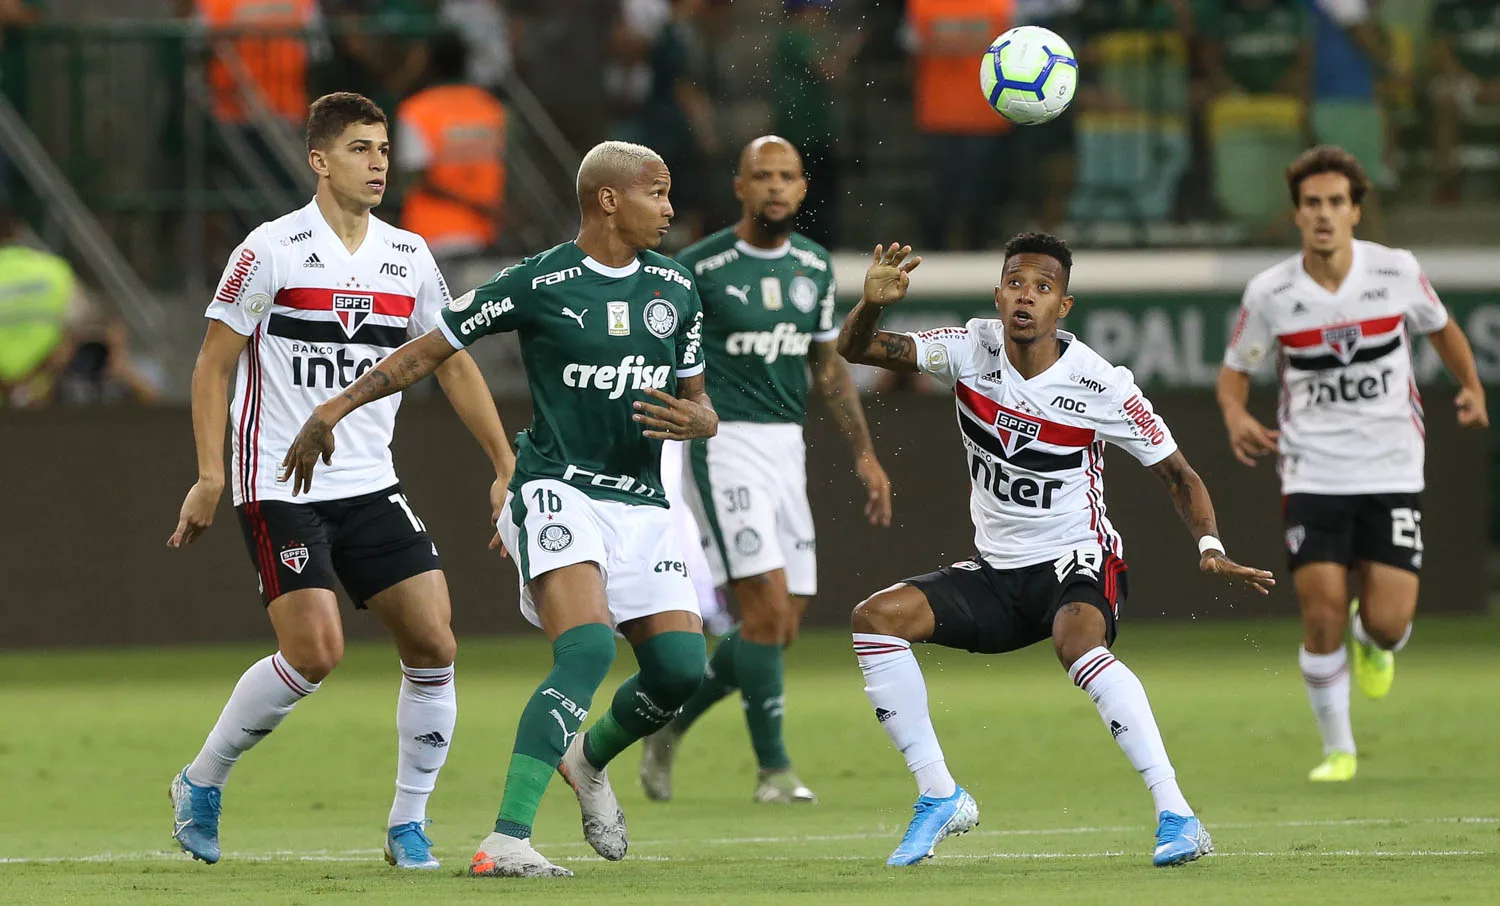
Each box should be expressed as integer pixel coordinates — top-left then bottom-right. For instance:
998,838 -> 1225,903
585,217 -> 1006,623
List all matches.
981,369 -> 1005,384
304,253 -> 324,269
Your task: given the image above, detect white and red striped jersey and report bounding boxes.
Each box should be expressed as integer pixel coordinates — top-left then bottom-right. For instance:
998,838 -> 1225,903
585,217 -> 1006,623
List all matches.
205,200 -> 449,505
1223,240 -> 1448,496
909,321 -> 1178,569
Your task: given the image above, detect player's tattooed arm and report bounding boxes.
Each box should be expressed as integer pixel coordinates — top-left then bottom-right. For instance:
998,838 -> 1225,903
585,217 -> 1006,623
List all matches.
634,373 -> 718,440
1149,450 -> 1276,595
280,330 -> 458,495
811,340 -> 893,526
837,242 -> 922,372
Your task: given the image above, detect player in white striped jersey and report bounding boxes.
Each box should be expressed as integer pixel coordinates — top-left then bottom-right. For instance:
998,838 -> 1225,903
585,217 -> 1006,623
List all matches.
164,93 -> 514,870
839,234 -> 1274,868
1217,146 -> 1488,783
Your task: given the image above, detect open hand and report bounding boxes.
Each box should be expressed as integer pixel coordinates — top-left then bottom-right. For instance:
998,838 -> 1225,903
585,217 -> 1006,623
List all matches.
634,388 -> 718,440
862,242 -> 922,307
279,412 -> 336,496
1200,552 -> 1275,595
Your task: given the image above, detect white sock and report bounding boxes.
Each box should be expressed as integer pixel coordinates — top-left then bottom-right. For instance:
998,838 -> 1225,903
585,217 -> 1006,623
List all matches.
1299,646 -> 1355,755
1352,614 -> 1411,652
185,652 -> 318,788
389,662 -> 457,828
853,633 -> 957,799
1069,647 -> 1192,818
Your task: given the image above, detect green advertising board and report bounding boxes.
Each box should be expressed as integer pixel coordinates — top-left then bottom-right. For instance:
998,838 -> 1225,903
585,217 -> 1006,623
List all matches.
843,291 -> 1500,388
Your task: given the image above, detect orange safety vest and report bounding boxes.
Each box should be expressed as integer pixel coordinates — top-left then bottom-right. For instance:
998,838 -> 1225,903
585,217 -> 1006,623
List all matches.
397,84 -> 507,252
196,0 -> 314,124
909,0 -> 1014,134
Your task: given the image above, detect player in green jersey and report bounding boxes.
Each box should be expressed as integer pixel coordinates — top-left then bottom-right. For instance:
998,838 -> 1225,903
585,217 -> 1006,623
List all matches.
639,136 -> 893,805
282,141 -> 719,879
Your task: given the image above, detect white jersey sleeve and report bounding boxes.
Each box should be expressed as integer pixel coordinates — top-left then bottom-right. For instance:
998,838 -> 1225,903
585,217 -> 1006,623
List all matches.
908,323 -> 979,388
408,240 -> 452,338
205,226 -> 279,335
1397,250 -> 1450,336
812,274 -> 839,342
1096,368 -> 1179,467
1223,282 -> 1276,374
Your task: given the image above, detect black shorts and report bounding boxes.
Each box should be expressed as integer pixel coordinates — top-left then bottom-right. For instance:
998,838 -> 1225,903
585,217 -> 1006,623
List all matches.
906,550 -> 1128,655
235,484 -> 441,608
1283,492 -> 1423,574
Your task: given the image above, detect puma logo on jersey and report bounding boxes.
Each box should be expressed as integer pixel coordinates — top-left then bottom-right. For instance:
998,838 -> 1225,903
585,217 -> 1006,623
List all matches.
561,307 -> 588,328
726,285 -> 752,305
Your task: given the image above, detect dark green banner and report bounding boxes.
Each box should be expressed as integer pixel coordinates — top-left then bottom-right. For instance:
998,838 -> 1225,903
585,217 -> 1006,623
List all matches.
847,291 -> 1500,388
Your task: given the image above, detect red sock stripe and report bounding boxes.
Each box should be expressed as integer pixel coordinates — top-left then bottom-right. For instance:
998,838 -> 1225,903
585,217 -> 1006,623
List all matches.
1072,652 -> 1116,689
1302,667 -> 1348,688
853,643 -> 910,657
271,656 -> 312,697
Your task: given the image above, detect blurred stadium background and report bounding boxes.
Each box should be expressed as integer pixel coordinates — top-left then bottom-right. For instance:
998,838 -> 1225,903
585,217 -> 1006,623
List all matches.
1,1 -> 1498,903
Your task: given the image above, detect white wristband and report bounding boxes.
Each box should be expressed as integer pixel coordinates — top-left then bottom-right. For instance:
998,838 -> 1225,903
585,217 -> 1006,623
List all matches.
1198,535 -> 1226,556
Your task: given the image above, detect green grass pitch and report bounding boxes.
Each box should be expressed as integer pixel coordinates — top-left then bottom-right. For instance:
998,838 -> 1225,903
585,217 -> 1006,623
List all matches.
2,617 -> 1498,905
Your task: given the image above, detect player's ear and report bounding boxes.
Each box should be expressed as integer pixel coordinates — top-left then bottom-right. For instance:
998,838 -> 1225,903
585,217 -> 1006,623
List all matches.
1351,203 -> 1362,228
1059,294 -> 1075,319
993,285 -> 1003,310
598,186 -> 618,215
732,173 -> 744,202
308,148 -> 328,178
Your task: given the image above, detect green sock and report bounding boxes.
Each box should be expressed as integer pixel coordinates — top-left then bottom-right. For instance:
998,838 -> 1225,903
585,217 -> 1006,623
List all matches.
736,638 -> 790,772
670,626 -> 741,733
584,630 -> 707,769
494,623 -> 616,837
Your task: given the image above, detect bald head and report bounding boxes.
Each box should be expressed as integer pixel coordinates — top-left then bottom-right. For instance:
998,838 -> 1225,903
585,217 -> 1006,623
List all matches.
737,135 -> 801,176
577,140 -> 666,211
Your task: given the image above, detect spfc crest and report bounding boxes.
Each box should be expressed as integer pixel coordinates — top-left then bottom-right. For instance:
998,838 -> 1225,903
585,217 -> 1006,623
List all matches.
280,544 -> 310,574
333,293 -> 374,338
993,409 -> 1042,457
1285,525 -> 1306,555
1322,324 -> 1361,365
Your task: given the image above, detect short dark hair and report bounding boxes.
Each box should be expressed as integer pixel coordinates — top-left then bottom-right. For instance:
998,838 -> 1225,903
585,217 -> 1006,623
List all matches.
428,31 -> 469,84
1285,145 -> 1370,207
306,92 -> 387,152
1004,231 -> 1073,287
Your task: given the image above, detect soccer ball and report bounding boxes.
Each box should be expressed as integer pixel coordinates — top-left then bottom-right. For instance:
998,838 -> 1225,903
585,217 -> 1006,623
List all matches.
979,26 -> 1078,126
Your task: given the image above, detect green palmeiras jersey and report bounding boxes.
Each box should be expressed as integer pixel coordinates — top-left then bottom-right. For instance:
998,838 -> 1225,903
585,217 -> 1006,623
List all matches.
437,241 -> 704,507
675,228 -> 838,424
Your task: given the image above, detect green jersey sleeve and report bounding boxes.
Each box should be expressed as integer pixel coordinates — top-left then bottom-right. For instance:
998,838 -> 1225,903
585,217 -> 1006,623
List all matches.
437,264 -> 527,349
676,288 -> 705,378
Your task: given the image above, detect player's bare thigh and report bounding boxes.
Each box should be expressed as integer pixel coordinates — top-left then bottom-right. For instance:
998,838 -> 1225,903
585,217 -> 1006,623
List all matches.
267,588 -> 345,682
530,561 -> 612,641
1294,562 -> 1351,654
1352,560 -> 1418,647
851,583 -> 936,643
1050,600 -> 1109,668
364,569 -> 455,669
730,569 -> 799,645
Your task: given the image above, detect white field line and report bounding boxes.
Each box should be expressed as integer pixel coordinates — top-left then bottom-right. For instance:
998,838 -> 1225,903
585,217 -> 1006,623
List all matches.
2,817 -> 1496,865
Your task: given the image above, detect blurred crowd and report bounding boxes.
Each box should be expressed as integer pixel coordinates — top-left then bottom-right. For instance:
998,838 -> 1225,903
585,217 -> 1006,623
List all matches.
2,0 -> 1499,406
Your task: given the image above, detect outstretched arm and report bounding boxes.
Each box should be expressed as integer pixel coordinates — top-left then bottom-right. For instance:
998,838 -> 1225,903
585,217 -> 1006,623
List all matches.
281,329 -> 459,495
1148,450 -> 1275,595
836,243 -> 922,371
810,340 -> 892,526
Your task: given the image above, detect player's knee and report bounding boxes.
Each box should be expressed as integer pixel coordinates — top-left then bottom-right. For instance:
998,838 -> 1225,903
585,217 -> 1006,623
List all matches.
404,628 -> 457,669
554,622 -> 618,690
740,588 -> 791,644
1359,610 -> 1410,649
1051,602 -> 1107,668
851,592 -> 908,638
285,640 -> 342,684
638,634 -> 708,710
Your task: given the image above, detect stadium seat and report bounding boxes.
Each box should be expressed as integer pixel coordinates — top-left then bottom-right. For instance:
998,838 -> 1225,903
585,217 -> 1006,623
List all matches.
1207,95 -> 1306,228
1069,111 -> 1190,224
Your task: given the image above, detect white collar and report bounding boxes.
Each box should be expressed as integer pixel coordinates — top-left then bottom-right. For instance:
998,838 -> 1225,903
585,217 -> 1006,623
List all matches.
581,254 -> 640,278
734,238 -> 791,259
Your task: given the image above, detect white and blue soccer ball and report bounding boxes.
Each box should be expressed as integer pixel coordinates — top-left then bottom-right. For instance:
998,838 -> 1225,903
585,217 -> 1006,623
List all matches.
979,26 -> 1078,126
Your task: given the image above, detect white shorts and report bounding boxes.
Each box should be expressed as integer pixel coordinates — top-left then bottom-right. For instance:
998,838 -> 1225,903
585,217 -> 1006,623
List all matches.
500,478 -> 701,629
685,421 -> 817,596
661,440 -> 723,614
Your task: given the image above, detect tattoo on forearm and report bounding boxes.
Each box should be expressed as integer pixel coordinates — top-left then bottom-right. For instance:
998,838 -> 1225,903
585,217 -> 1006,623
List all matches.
1155,458 -> 1219,541
840,304 -> 884,361
341,353 -> 428,408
